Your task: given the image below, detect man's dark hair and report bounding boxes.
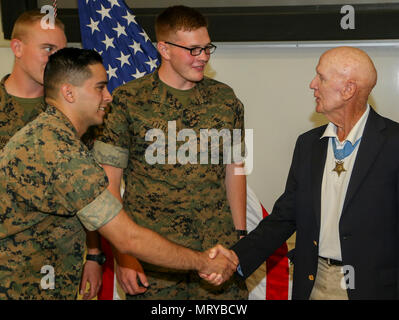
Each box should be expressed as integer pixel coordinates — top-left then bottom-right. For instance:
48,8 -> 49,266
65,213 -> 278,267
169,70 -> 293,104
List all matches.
44,47 -> 103,99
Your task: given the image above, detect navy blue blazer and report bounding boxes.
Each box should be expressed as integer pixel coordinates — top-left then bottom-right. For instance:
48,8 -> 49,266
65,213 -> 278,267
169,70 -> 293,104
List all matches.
232,108 -> 399,299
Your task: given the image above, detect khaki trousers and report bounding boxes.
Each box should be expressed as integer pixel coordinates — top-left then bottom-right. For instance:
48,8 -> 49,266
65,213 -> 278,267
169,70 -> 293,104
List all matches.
309,257 -> 349,300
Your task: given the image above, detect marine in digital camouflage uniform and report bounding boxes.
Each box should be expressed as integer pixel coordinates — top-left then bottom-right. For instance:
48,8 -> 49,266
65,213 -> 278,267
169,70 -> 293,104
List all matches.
0,10 -> 66,151
94,69 -> 248,299
0,76 -> 46,149
0,106 -> 121,299
0,11 -> 112,300
93,5 -> 248,300
0,47 -> 235,300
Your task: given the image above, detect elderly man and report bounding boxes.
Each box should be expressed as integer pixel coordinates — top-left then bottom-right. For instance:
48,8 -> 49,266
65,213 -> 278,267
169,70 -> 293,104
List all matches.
0,48 -> 236,300
206,46 -> 399,300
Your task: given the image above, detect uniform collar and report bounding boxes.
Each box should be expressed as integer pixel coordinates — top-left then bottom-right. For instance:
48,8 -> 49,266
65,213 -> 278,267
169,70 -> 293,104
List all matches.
150,69 -> 206,105
0,75 -> 10,95
45,105 -> 79,137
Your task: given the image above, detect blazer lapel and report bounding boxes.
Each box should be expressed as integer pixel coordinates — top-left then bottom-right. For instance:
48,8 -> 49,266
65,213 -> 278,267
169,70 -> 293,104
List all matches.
341,108 -> 386,216
311,131 -> 328,229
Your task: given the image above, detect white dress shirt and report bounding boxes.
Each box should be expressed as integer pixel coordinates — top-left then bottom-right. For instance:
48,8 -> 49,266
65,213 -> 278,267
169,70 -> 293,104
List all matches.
318,105 -> 370,261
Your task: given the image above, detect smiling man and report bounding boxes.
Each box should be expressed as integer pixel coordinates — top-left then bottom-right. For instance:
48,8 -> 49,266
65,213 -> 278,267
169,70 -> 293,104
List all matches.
0,48 -> 236,299
0,48 -> 112,299
0,10 -> 107,300
93,5 -> 248,300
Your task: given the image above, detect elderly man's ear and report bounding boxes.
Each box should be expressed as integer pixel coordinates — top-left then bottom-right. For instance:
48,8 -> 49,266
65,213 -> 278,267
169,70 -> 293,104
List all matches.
341,80 -> 357,101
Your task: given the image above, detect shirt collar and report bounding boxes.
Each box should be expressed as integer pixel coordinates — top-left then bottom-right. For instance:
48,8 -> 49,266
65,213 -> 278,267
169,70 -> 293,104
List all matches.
321,104 -> 370,145
151,69 -> 206,105
45,105 -> 79,138
0,75 -> 10,95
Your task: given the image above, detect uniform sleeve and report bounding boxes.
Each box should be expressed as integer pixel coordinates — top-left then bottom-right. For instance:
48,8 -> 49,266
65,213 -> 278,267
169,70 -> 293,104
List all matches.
49,153 -> 109,213
92,140 -> 128,169
50,152 -> 122,230
77,188 -> 122,231
0,139 -> 119,238
93,88 -> 130,167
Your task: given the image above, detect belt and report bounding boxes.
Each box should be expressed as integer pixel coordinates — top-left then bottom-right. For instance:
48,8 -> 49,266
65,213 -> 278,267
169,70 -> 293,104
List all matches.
319,256 -> 343,266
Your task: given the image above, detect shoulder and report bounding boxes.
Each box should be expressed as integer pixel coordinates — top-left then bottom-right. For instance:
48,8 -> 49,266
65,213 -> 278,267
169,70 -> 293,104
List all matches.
296,124 -> 327,146
0,114 -> 55,169
363,107 -> 399,141
0,75 -> 11,106
378,113 -> 399,132
199,77 -> 244,117
301,125 -> 327,137
200,76 -> 238,97
9,112 -> 80,157
112,72 -> 156,98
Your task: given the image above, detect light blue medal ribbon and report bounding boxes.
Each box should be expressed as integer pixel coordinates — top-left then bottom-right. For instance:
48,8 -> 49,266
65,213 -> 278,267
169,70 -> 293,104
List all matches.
331,137 -> 361,176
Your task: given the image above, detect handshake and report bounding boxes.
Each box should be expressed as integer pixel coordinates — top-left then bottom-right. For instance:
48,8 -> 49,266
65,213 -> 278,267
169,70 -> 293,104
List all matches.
197,245 -> 239,286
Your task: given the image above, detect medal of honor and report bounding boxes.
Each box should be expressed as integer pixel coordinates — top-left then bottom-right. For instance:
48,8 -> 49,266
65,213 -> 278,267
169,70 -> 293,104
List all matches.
331,137 -> 361,177
333,160 -> 346,177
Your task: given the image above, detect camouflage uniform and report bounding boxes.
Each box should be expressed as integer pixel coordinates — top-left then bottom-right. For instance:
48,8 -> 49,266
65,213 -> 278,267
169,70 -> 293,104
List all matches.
93,70 -> 248,300
0,106 -> 122,300
0,75 -> 46,149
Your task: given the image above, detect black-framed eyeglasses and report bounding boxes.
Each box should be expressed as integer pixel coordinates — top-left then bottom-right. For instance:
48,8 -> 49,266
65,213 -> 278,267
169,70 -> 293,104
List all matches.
165,42 -> 217,56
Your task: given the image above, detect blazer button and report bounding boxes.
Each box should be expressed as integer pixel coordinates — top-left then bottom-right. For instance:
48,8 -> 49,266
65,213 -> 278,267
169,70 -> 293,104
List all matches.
313,240 -> 317,246
308,275 -> 314,281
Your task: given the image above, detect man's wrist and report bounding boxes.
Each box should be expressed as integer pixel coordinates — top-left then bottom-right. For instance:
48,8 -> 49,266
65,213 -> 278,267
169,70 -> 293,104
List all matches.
87,248 -> 102,255
86,252 -> 106,265
236,229 -> 247,239
195,251 -> 208,273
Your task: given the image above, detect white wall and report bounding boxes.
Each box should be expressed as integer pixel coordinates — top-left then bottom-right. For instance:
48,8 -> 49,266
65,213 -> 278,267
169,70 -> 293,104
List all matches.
205,42 -> 399,212
1,15 -> 399,212
0,4 -> 13,75
0,47 -> 14,75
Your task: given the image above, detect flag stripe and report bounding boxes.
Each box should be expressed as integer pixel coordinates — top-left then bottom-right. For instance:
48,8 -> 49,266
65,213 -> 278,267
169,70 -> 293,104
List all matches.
262,204 -> 290,300
98,237 -> 115,300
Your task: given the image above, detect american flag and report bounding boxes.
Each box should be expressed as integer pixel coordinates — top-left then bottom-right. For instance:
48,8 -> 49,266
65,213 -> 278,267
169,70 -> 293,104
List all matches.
78,0 -> 160,93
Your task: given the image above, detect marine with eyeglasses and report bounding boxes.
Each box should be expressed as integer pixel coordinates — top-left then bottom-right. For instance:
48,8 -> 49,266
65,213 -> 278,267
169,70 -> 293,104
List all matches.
92,5 -> 248,300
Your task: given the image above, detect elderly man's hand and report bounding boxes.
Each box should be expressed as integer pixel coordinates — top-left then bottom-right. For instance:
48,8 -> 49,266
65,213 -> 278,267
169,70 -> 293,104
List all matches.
197,244 -> 239,286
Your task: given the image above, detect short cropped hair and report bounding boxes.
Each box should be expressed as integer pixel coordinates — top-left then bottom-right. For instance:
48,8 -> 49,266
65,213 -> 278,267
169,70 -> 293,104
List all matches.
155,5 -> 207,41
11,9 -> 65,40
43,47 -> 103,100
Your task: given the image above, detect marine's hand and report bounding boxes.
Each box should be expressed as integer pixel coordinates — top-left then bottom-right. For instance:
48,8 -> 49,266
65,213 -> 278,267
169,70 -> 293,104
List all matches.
80,260 -> 103,300
197,245 -> 238,286
208,244 -> 239,265
115,257 -> 149,295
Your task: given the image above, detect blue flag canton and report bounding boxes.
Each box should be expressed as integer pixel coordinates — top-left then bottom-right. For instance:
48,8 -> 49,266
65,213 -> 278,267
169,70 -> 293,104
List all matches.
78,0 -> 160,92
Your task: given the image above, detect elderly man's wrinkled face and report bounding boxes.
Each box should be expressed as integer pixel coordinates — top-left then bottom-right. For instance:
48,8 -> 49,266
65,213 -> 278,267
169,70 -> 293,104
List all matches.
309,54 -> 347,116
